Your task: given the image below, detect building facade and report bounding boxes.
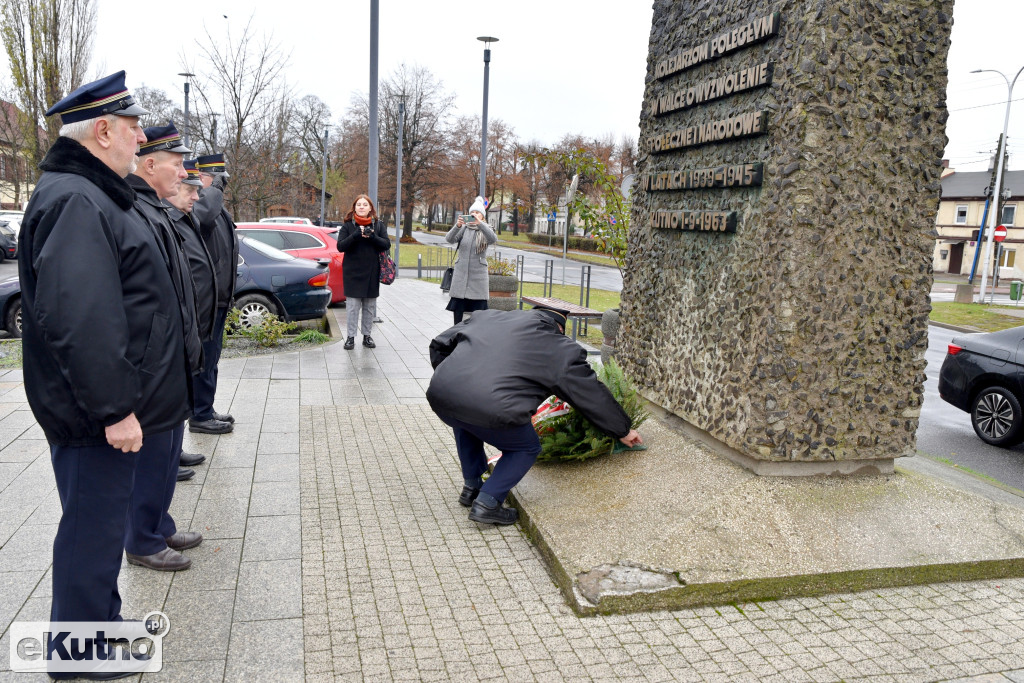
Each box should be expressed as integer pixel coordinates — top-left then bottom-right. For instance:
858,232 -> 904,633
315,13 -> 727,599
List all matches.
933,168 -> 1024,281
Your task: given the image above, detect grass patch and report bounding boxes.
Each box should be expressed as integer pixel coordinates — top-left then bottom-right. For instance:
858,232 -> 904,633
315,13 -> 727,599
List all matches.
397,243 -> 453,269
0,339 -> 21,369
930,302 -> 1024,332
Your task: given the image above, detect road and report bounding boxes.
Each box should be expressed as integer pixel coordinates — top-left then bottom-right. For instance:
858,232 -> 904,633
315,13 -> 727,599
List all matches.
919,324 -> 1024,491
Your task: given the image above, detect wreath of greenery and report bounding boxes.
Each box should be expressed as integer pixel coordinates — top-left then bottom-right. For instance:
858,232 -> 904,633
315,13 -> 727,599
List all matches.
536,360 -> 649,463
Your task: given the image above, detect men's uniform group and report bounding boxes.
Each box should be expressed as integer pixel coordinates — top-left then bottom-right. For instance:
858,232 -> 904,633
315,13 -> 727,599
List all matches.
17,71 -> 238,677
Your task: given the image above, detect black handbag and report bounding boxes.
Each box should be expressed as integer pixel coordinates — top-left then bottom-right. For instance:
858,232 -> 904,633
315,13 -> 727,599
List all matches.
440,267 -> 454,291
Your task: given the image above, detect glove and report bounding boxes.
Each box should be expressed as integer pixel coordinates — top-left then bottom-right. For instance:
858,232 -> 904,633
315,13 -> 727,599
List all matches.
212,174 -> 228,191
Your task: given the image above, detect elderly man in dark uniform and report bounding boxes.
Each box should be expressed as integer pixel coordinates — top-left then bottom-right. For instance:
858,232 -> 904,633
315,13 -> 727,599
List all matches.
427,305 -> 643,525
18,72 -> 185,654
189,153 -> 237,435
120,122 -> 203,572
166,160 -> 215,482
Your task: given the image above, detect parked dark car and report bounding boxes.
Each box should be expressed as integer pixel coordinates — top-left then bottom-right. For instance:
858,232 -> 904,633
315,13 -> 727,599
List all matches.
0,222 -> 17,262
235,222 -> 345,304
234,236 -> 331,327
0,276 -> 20,338
938,326 -> 1024,446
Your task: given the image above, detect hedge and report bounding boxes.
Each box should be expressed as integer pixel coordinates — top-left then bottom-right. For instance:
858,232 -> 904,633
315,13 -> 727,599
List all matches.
525,233 -> 601,252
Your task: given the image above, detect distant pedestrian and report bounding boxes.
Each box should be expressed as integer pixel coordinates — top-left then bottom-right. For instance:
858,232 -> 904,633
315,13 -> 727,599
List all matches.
426,305 -> 643,525
336,194 -> 391,349
445,196 -> 496,324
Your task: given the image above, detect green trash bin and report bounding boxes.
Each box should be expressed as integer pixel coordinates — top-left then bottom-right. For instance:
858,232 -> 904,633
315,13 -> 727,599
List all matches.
1011,281 -> 1023,301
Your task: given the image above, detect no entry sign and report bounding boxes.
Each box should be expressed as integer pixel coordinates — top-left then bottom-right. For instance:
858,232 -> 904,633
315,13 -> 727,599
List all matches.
994,225 -> 1008,242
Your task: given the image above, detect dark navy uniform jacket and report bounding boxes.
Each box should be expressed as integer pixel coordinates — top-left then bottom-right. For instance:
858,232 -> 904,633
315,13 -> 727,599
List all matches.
192,184 -> 238,309
18,137 -> 192,446
426,309 -> 632,438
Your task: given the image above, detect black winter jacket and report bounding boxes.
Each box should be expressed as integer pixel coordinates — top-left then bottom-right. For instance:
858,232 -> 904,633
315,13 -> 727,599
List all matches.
18,138 -> 192,445
192,184 -> 238,308
167,206 -> 218,341
126,174 -> 203,377
426,309 -> 632,437
335,219 -> 390,299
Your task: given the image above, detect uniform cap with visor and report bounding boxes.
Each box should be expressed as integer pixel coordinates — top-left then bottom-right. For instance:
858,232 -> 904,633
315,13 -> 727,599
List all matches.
45,70 -> 150,124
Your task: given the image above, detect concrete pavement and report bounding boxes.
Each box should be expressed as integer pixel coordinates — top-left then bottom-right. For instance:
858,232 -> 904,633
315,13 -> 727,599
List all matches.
1,277 -> 1024,681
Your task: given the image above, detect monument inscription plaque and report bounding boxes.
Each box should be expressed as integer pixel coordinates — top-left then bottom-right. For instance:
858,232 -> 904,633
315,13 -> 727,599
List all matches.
619,0 -> 952,472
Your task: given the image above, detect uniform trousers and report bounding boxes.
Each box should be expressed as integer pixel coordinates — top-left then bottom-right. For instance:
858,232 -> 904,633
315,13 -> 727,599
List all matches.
192,306 -> 227,421
50,442 -> 137,623
438,415 -> 541,503
124,426 -> 182,556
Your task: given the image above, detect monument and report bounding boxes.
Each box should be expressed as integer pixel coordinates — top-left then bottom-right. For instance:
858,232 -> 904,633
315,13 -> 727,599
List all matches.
618,0 -> 954,474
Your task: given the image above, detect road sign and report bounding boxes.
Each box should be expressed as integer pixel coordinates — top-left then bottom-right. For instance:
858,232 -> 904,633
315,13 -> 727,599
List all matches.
994,224 -> 1008,242
547,211 -> 556,221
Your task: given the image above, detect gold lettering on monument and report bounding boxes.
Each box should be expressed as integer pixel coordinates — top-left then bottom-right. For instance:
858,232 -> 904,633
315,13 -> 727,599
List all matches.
649,111 -> 767,153
645,163 -> 763,191
650,210 -> 738,233
654,12 -> 780,80
651,62 -> 774,116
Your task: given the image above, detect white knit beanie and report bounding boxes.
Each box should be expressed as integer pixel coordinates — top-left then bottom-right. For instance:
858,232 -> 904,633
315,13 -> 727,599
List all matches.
468,196 -> 487,215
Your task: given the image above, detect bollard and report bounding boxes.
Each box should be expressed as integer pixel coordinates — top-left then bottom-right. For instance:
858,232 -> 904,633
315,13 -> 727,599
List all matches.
417,254 -> 422,279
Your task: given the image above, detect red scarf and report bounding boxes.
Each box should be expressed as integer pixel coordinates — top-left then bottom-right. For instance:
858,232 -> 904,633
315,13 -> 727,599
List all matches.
353,215 -> 373,226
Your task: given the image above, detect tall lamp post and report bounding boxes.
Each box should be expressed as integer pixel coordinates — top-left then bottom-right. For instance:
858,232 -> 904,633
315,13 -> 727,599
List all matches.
320,128 -> 329,227
368,0 -> 380,207
477,36 -> 498,201
975,64 -> 1024,304
178,72 -> 195,148
395,100 -> 405,277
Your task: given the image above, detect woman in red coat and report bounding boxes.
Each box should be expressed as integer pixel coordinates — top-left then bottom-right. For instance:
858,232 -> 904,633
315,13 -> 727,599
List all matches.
335,195 -> 391,349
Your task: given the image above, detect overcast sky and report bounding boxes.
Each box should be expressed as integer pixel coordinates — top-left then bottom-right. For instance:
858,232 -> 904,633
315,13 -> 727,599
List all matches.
89,0 -> 654,148
17,0 -> 1024,172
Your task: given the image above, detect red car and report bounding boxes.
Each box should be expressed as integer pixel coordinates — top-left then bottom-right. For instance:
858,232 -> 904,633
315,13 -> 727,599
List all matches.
235,223 -> 345,304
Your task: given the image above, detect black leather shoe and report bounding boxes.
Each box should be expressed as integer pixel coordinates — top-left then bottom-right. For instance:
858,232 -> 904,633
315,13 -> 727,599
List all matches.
126,547 -> 191,571
179,452 -> 206,467
362,335 -> 376,348
212,411 -> 235,423
469,499 -> 518,525
176,467 -> 195,481
188,418 -> 233,434
165,530 -> 203,551
458,486 -> 480,507
344,336 -> 355,350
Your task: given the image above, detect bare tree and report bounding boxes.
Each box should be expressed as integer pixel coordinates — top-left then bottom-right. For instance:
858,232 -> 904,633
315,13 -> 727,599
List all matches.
186,15 -> 291,220
346,64 -> 454,238
0,0 -> 96,179
133,85 -> 182,128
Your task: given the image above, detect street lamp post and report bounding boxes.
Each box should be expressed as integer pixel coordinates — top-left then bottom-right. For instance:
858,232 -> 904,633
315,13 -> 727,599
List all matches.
320,129 -> 329,227
975,65 -> 1024,304
210,113 -> 219,153
368,0 -> 380,208
395,100 -> 404,277
477,36 -> 498,201
178,72 -> 195,148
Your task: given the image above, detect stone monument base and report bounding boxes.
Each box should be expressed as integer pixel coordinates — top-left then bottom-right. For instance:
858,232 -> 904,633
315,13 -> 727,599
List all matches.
509,417 -> 1024,616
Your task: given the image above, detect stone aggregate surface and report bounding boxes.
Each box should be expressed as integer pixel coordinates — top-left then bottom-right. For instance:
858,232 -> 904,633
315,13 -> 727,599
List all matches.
0,278 -> 1021,681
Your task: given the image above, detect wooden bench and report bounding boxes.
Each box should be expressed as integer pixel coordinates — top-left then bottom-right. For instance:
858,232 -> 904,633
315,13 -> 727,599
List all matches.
519,296 -> 602,341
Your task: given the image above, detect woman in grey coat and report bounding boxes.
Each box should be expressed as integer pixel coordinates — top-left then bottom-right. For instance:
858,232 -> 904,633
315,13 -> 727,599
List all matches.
445,196 -> 497,323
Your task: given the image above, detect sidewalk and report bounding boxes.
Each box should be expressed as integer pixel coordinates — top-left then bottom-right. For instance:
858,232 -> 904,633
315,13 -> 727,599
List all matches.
0,277 -> 1022,681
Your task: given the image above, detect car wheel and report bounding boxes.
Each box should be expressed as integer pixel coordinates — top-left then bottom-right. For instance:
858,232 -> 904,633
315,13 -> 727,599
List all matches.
971,386 -> 1024,447
234,294 -> 279,328
5,297 -> 20,338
